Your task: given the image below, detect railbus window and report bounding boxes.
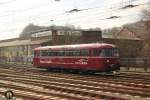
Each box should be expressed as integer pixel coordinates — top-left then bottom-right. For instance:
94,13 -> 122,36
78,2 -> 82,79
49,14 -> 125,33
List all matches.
93,48 -> 119,57
69,51 -> 74,56
65,50 -> 71,56
52,51 -> 58,56
65,50 -> 89,56
80,50 -> 89,56
47,51 -> 64,56
73,50 -> 80,56
40,50 -> 90,57
57,51 -> 65,56
47,51 -> 53,56
64,50 -> 77,56
41,50 -> 48,56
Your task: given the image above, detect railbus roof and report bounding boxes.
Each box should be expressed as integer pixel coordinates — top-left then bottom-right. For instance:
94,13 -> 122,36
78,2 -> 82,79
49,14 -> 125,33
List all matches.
34,43 -> 117,51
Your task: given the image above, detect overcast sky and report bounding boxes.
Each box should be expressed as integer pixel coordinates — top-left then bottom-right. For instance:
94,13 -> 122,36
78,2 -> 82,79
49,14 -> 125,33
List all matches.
0,0 -> 149,40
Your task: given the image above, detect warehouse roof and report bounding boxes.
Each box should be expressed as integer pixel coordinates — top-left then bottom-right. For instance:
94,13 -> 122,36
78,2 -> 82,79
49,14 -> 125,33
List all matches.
0,36 -> 52,47
0,39 -> 31,47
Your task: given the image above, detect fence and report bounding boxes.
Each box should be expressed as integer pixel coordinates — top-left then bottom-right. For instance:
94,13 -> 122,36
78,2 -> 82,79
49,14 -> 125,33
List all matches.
0,56 -> 33,65
120,58 -> 150,71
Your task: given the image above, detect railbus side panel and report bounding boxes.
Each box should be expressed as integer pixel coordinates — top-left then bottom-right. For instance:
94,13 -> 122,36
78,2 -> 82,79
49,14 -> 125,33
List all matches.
34,56 -> 119,71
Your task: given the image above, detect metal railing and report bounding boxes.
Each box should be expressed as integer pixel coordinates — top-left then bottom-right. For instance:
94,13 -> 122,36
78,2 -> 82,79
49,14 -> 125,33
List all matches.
120,58 -> 150,72
0,56 -> 33,65
0,57 -> 150,72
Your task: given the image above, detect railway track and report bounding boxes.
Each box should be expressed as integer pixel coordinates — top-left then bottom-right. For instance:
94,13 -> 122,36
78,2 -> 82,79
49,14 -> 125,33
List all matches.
0,69 -> 127,100
0,66 -> 150,100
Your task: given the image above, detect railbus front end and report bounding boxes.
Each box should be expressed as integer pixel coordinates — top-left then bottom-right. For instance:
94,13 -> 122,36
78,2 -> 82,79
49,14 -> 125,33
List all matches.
92,47 -> 120,72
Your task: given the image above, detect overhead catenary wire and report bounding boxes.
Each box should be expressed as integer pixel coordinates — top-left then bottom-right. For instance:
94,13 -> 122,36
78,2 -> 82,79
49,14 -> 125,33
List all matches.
0,8 -> 140,26
0,13 -> 144,34
0,0 -> 148,18
0,1 -> 148,24
0,0 -> 148,34
0,11 -> 142,34
0,0 -> 146,21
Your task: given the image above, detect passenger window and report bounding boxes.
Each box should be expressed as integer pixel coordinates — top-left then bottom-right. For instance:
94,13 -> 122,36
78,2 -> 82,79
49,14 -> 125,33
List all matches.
81,50 -> 89,56
58,51 -> 65,56
69,51 -> 74,56
65,51 -> 70,56
41,51 -> 48,56
74,50 -> 80,56
47,51 -> 53,56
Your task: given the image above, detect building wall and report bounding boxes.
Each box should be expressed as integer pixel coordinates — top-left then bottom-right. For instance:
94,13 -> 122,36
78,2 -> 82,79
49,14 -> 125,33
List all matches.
51,30 -> 102,45
0,45 -> 32,64
103,38 -> 143,58
81,31 -> 101,43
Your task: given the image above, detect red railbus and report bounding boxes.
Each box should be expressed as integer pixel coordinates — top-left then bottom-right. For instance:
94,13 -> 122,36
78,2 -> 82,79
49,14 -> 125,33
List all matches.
33,43 -> 120,72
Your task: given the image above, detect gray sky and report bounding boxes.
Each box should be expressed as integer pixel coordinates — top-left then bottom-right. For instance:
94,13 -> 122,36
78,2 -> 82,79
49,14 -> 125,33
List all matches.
0,0 -> 149,40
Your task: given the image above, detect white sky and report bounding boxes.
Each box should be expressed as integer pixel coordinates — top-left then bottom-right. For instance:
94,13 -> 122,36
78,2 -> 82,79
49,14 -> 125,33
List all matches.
0,0 -> 149,40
